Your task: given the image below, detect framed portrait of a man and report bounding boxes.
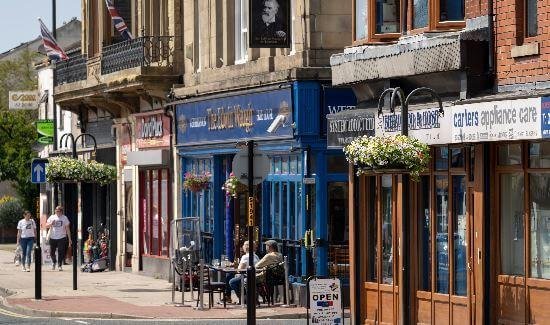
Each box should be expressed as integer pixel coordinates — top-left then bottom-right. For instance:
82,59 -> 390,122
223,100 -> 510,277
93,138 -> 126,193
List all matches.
249,0 -> 291,48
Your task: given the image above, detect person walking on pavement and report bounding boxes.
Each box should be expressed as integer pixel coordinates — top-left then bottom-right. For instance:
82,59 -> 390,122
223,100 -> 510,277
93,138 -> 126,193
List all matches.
16,211 -> 37,272
46,206 -> 72,271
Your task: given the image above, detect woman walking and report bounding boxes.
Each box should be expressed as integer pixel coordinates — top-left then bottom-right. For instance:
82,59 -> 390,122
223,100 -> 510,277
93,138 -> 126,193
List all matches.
16,211 -> 37,272
46,206 -> 72,271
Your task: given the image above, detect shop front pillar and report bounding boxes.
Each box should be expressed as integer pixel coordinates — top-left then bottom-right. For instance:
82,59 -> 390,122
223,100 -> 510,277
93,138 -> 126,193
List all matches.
315,151 -> 328,276
213,156 -> 224,259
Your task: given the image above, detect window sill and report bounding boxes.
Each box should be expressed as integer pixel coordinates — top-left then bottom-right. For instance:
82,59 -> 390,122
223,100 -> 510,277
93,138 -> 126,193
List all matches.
511,42 -> 540,58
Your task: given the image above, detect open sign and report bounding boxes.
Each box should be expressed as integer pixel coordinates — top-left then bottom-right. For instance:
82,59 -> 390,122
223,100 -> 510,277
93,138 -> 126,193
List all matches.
308,278 -> 344,325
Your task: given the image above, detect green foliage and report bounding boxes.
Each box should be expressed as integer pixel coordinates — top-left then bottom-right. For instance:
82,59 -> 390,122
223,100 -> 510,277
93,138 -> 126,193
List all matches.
183,171 -> 211,192
46,157 -> 117,186
0,50 -> 41,210
0,196 -> 24,228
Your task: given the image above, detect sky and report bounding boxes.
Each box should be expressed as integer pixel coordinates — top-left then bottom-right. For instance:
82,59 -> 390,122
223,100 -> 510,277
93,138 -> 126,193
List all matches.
0,0 -> 81,53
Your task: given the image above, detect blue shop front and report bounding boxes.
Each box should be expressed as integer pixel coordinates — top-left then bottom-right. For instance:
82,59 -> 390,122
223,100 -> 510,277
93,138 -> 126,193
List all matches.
175,82 -> 356,286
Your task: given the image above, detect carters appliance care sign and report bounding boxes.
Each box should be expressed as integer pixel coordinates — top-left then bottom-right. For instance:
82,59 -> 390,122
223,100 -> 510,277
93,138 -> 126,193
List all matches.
308,278 -> 343,325
451,97 -> 541,143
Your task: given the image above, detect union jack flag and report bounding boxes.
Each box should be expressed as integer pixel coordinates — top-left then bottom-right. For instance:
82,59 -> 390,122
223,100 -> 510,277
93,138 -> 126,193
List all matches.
105,0 -> 133,40
38,18 -> 68,62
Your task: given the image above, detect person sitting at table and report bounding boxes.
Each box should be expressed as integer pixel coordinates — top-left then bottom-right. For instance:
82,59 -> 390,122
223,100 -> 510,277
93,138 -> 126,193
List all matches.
255,239 -> 283,284
224,240 -> 259,304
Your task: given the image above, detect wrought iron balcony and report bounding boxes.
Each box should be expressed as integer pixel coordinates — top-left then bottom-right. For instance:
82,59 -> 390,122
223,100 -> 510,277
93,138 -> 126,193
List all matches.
101,36 -> 175,75
55,54 -> 87,86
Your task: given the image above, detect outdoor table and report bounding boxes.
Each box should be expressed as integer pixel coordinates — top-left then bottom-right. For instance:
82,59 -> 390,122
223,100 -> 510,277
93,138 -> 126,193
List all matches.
210,266 -> 247,308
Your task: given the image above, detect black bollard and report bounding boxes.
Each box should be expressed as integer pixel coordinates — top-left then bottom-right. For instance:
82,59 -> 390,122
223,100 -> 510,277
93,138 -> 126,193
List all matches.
34,245 -> 42,300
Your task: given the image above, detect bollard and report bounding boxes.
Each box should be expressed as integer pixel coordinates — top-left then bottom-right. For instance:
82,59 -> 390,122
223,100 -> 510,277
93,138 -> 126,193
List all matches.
194,259 -> 205,310
281,255 -> 296,307
34,244 -> 42,300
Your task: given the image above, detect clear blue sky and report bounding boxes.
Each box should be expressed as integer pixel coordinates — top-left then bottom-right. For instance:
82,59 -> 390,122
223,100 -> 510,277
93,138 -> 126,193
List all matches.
0,0 -> 81,53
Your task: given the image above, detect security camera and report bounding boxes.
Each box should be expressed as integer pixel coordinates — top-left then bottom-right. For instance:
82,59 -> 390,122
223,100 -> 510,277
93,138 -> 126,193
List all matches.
267,114 -> 285,133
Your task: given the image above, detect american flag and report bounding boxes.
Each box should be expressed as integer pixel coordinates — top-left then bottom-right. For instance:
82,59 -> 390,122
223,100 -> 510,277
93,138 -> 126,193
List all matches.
38,18 -> 68,62
105,0 -> 133,40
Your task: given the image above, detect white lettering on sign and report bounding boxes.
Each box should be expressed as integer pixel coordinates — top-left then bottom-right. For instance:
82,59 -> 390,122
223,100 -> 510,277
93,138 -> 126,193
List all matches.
451,97 -> 541,143
376,107 -> 451,145
140,116 -> 163,139
256,109 -> 274,121
327,105 -> 356,114
190,117 -> 207,128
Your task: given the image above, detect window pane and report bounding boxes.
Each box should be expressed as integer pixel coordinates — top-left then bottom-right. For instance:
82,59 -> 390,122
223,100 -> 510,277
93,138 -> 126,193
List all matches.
413,0 -> 428,29
435,147 -> 449,171
526,0 -> 538,37
452,176 -> 467,296
273,182 -> 280,237
439,0 -> 464,21
289,183 -> 296,239
381,175 -> 394,284
418,176 -> 431,291
436,175 -> 449,294
143,172 -> 150,255
355,0 -> 367,39
500,173 -> 525,275
282,156 -> 289,174
375,0 -> 400,34
152,171 -> 159,255
530,174 -> 550,279
161,170 -> 169,256
290,156 -> 298,174
529,142 -> 550,168
328,156 -> 349,174
282,182 -> 288,238
366,177 -> 378,282
498,143 -> 522,166
451,147 -> 465,169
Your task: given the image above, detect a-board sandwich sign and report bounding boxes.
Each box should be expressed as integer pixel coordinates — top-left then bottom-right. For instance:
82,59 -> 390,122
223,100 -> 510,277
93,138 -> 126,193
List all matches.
308,277 -> 344,325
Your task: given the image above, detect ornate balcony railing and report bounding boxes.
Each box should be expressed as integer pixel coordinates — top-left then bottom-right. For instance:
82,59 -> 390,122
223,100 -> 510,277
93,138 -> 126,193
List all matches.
55,54 -> 87,86
101,36 -> 175,75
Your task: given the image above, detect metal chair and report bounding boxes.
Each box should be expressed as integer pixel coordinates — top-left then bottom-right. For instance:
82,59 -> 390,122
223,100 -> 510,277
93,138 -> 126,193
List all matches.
196,265 -> 227,308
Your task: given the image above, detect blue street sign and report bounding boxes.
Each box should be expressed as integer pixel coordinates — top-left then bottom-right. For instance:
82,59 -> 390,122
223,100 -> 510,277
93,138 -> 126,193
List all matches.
31,159 -> 48,184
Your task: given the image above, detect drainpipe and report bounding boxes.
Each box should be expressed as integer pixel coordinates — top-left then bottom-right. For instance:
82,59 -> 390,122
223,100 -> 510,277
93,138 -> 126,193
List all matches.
487,0 -> 494,74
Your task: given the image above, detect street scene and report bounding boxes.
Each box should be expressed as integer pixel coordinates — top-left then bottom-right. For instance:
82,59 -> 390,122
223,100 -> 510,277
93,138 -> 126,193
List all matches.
0,0 -> 549,324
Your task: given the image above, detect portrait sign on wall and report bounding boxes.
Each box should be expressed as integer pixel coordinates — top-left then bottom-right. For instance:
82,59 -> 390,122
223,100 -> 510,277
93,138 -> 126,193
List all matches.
249,0 -> 291,48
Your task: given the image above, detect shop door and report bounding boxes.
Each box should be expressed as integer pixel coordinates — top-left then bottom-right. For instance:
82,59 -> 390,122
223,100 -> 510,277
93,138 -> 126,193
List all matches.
414,147 -> 474,324
362,175 -> 399,324
328,182 -> 349,280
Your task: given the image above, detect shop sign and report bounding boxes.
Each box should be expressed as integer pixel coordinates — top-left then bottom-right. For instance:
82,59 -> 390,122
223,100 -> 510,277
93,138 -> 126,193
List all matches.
375,106 -> 452,145
323,87 -> 357,135
541,97 -> 550,138
36,119 -> 54,144
451,97 -> 541,143
308,278 -> 344,325
176,88 -> 293,145
9,91 -> 39,110
134,111 -> 170,148
327,110 -> 375,149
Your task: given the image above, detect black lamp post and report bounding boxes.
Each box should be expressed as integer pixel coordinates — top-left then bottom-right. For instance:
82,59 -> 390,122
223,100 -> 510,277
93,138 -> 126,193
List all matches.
377,87 -> 443,325
59,133 -> 97,291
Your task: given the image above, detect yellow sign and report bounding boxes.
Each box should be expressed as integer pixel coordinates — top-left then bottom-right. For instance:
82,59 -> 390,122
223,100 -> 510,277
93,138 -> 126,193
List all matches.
248,197 -> 255,226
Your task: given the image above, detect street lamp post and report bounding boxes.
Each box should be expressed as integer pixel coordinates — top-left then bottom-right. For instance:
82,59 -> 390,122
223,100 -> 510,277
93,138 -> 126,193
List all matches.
59,133 -> 97,291
246,140 -> 256,325
377,87 -> 443,325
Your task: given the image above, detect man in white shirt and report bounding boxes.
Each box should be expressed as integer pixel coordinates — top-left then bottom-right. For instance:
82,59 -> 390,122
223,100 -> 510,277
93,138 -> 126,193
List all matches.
46,206 -> 72,271
225,241 -> 259,303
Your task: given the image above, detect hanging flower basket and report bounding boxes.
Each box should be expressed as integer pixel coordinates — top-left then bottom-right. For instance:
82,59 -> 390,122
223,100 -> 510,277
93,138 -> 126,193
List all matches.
46,157 -> 117,186
183,172 -> 211,193
222,172 -> 247,198
343,135 -> 430,181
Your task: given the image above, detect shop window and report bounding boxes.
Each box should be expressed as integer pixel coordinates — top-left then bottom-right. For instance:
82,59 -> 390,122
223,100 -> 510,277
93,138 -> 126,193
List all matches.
374,0 -> 400,34
498,143 -> 522,166
500,173 -> 525,275
140,169 -> 172,258
450,147 -> 465,169
327,156 -> 349,174
418,176 -> 431,291
452,175 -> 467,296
235,0 -> 248,64
526,0 -> 538,37
435,175 -> 449,293
381,175 -> 394,284
435,147 -> 449,170
366,177 -> 378,282
529,142 -> 550,168
530,174 -> 550,279
282,156 -> 289,174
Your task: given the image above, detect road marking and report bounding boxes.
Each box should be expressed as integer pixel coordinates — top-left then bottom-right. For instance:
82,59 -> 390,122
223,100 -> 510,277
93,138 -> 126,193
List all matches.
0,306 -> 32,318
74,321 -> 89,324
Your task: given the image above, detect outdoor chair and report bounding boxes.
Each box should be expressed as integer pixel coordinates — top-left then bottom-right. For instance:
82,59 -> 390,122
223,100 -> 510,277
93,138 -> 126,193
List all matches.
196,265 -> 227,308
261,261 -> 286,306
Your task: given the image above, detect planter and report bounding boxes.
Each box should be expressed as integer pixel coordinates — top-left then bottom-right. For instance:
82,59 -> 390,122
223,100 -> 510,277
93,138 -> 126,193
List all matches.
183,172 -> 211,193
187,182 -> 209,193
46,157 -> 116,185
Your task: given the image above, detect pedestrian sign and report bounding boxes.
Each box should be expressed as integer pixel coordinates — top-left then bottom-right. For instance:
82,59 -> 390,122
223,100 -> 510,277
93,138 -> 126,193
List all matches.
31,159 -> 48,183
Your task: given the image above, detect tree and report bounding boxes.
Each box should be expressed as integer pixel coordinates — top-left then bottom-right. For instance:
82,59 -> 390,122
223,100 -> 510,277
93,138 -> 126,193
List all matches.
0,50 -> 40,211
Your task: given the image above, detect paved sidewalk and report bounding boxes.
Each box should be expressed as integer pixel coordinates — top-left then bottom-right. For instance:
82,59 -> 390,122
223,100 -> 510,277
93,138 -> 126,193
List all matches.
0,249 -> 306,319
